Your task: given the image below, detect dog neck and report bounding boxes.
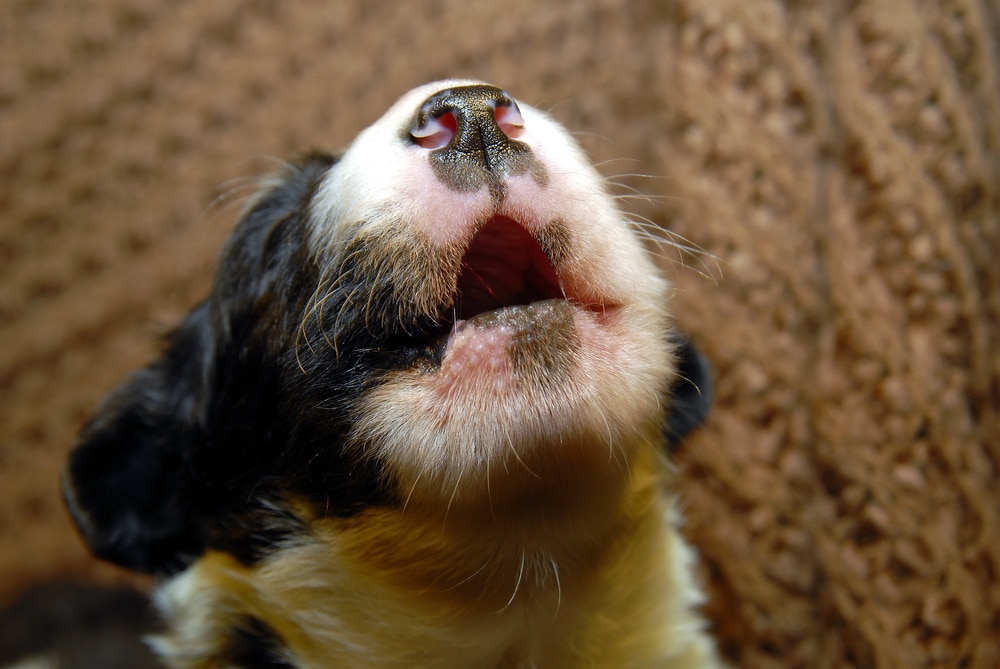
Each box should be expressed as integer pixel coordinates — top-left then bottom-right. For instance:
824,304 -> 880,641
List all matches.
150,440 -> 717,668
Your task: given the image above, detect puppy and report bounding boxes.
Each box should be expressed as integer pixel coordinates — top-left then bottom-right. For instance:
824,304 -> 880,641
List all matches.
63,80 -> 725,668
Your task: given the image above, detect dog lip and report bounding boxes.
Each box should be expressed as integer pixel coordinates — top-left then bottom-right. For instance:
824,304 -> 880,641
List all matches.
453,215 -> 563,321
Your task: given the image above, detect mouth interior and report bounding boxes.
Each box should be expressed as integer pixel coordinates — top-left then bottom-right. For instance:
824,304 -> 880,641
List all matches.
453,215 -> 564,321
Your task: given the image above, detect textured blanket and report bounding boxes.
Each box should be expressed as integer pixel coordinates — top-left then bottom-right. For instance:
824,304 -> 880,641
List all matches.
2,1 -> 998,666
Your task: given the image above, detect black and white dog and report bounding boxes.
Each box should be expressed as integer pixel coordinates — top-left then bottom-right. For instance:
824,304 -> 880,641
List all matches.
63,80 -> 724,668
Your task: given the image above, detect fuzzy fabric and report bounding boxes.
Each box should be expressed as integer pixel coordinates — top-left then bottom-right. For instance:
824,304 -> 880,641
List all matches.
1,1 -> 998,667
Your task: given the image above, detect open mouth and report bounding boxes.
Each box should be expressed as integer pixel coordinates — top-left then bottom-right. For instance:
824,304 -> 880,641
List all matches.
419,215 -> 571,364
453,215 -> 564,320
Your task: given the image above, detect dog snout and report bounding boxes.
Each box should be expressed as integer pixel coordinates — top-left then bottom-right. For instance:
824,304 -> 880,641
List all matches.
410,85 -> 535,196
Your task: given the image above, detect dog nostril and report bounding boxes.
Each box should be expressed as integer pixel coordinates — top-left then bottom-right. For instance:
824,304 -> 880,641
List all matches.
494,103 -> 524,139
412,111 -> 458,150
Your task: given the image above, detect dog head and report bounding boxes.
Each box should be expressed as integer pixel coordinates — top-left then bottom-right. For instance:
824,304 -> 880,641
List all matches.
63,80 -> 711,576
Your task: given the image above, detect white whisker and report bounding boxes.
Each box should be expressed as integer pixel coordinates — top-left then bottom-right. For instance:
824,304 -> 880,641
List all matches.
499,551 -> 526,612
549,559 -> 562,618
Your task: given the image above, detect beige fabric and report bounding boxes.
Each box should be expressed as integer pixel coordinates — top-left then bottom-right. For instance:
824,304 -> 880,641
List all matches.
1,0 -> 998,666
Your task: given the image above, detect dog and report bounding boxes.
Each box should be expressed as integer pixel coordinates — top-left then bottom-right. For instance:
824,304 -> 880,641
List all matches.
63,80 -> 725,668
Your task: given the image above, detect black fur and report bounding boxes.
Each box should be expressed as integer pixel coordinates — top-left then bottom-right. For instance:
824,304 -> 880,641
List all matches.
64,153 -> 394,575
665,336 -> 713,451
223,616 -> 295,669
62,304 -> 216,574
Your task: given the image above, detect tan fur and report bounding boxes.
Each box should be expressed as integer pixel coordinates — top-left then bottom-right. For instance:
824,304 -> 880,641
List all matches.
153,442 -> 723,668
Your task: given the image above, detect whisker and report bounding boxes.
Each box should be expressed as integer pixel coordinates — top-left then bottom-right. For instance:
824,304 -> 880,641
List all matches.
623,216 -> 723,284
444,557 -> 491,592
203,178 -> 263,216
443,468 -> 465,526
499,551 -> 527,612
591,157 -> 646,170
549,559 -> 562,618
500,421 -> 542,481
401,470 -> 425,514
203,156 -> 302,217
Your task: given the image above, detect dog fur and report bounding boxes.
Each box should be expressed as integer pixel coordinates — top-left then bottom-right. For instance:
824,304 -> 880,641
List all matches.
63,80 -> 725,668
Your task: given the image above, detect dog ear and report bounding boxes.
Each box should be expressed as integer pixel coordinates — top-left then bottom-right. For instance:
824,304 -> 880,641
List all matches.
63,303 -> 213,575
63,154 -> 341,575
664,335 -> 714,451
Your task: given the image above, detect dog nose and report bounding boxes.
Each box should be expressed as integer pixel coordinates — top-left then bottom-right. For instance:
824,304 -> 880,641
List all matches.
410,85 -> 532,194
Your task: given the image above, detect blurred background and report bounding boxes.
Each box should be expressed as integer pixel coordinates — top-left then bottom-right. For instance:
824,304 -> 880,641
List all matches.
1,1 -> 999,667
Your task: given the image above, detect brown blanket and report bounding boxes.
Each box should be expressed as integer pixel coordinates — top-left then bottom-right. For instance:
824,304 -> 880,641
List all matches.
2,0 -> 998,666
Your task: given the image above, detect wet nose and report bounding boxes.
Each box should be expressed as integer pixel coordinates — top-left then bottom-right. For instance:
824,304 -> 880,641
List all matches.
410,85 -> 536,196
